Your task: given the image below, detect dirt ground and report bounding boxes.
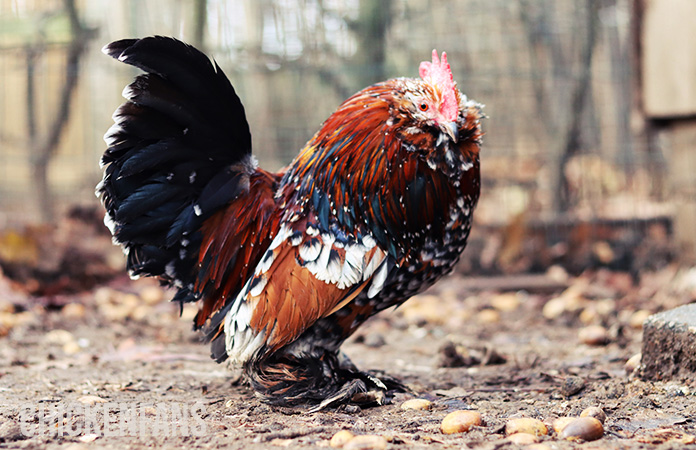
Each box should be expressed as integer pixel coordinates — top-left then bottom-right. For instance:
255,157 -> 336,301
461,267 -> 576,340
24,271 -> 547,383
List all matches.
1,265 -> 696,449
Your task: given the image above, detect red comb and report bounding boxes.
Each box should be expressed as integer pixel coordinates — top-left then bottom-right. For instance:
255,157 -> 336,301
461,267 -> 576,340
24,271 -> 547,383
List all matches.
419,50 -> 458,121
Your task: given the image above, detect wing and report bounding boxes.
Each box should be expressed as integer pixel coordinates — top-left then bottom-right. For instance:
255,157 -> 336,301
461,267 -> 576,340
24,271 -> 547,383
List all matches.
192,169 -> 282,331
215,218 -> 393,364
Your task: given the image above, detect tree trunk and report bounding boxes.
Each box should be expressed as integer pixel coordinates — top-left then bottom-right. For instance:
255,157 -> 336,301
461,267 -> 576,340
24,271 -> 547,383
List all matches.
28,0 -> 93,223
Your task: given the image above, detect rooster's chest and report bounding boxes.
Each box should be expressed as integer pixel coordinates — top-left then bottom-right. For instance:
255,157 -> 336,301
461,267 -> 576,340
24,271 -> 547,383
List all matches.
377,193 -> 476,307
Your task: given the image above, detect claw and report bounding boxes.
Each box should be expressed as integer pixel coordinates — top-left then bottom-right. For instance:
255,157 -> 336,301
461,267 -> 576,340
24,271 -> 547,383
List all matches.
308,378 -> 367,413
306,370 -> 411,413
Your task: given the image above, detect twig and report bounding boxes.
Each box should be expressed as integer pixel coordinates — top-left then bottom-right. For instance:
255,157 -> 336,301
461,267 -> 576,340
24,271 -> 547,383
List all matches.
258,426 -> 329,442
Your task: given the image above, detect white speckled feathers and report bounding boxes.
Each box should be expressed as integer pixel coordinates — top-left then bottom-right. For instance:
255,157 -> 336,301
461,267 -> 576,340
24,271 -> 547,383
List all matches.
223,223 -> 389,363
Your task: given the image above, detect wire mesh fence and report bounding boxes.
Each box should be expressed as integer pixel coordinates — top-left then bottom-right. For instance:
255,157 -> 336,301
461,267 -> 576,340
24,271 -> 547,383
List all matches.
0,0 -> 689,265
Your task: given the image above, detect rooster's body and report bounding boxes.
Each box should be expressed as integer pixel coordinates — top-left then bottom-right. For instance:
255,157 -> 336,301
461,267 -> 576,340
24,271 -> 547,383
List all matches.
98,37 -> 483,408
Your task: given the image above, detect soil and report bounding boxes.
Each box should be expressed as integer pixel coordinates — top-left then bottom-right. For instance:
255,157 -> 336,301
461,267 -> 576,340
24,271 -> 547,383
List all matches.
1,267 -> 695,449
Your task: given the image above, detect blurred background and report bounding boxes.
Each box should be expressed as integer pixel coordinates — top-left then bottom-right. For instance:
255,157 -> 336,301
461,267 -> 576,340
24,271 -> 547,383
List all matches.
0,0 -> 695,287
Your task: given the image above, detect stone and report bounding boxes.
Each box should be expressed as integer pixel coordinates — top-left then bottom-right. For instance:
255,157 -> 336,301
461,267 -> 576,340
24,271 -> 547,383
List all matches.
641,303 -> 696,380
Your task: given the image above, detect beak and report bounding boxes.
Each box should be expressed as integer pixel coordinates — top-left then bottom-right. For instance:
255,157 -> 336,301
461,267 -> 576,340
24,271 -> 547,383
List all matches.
442,121 -> 459,143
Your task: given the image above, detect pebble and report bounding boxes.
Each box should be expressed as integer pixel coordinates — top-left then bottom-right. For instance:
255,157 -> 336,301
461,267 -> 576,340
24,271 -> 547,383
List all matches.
0,311 -> 34,334
400,399 -> 432,410
0,420 -> 23,441
507,432 -> 539,444
330,430 -> 355,448
131,305 -> 152,322
441,410 -> 482,434
546,265 -> 569,282
93,287 -> 115,305
0,300 -> 14,314
579,325 -> 609,346
78,395 -> 108,405
63,340 -> 82,355
592,241 -> 614,264
490,293 -> 520,312
552,417 -> 575,434
629,309 -> 651,329
580,299 -> 617,324
560,376 -> 585,396
343,435 -> 388,450
139,285 -> 165,305
624,353 -> 641,374
559,417 -> 604,441
580,406 -> 606,424
44,329 -> 76,345
78,434 -> 100,443
363,333 -> 386,348
476,309 -> 500,324
505,418 -> 548,437
400,295 -> 448,325
62,303 -> 86,319
542,295 -> 583,320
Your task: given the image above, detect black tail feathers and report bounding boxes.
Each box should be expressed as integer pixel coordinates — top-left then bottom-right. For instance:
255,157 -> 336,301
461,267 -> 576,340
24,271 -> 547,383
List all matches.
97,36 -> 255,302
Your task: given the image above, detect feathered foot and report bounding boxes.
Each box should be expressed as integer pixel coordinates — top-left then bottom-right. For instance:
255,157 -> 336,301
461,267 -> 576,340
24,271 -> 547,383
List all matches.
307,367 -> 409,413
245,351 -> 409,411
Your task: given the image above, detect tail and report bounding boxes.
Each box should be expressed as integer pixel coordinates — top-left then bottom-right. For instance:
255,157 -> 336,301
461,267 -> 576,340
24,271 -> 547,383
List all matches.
97,36 -> 254,304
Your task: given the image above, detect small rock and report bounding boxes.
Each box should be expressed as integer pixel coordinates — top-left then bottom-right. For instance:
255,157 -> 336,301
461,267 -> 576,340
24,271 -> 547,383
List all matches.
0,420 -> 25,441
44,329 -> 75,345
505,418 -> 548,437
130,305 -> 152,322
0,300 -> 14,314
624,353 -> 641,374
363,333 -> 386,348
62,303 -> 86,319
343,404 -> 360,414
344,435 -> 387,450
629,309 -> 651,329
78,395 -> 108,405
560,376 -> 585,396
437,341 -> 477,368
78,434 -> 100,443
139,285 -> 165,305
490,293 -> 520,312
400,399 -> 432,411
559,417 -> 603,441
63,341 -> 81,355
592,241 -> 614,264
580,407 -> 606,424
476,309 -> 500,324
542,290 -> 586,320
401,295 -> 448,325
507,432 -> 539,444
552,417 -> 575,434
579,325 -> 609,346
441,410 -> 482,434
546,265 -> 569,282
330,430 -> 355,448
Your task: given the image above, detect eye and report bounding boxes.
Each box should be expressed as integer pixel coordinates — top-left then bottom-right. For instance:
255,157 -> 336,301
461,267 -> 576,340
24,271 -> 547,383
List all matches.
419,103 -> 429,112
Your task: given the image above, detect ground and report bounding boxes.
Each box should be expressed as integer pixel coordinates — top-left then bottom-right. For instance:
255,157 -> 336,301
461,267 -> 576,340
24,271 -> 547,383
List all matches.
1,265 -> 696,449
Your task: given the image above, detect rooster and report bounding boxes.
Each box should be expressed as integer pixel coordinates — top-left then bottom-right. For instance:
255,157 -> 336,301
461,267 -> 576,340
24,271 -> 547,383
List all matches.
98,36 -> 483,410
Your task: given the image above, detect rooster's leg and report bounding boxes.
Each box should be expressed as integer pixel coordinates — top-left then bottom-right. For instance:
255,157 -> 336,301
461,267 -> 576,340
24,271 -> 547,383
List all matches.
245,351 -> 409,410
306,352 -> 409,412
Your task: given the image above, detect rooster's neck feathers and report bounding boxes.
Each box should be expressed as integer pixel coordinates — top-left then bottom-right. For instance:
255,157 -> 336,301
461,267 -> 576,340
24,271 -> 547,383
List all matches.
280,78 -> 483,261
